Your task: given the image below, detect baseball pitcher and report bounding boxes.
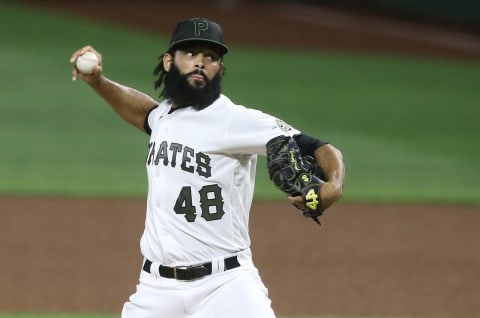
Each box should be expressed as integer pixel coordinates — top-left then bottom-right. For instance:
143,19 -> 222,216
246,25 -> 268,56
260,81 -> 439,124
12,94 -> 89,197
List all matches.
70,17 -> 346,318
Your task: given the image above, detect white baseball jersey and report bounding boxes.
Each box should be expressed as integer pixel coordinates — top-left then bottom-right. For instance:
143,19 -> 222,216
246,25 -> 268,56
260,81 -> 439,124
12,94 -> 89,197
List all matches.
141,94 -> 300,266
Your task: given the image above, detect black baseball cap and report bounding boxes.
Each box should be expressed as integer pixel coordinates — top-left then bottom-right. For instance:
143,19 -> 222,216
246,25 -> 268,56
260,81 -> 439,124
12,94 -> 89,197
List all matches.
168,18 -> 229,55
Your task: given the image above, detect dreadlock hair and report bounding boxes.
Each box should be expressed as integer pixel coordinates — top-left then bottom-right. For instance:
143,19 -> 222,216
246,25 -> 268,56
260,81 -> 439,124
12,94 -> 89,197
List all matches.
153,51 -> 171,98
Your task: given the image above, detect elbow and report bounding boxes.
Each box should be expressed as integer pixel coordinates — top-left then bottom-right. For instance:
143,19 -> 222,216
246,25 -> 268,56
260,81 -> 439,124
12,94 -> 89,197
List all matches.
332,147 -> 346,189
321,179 -> 344,210
335,184 -> 344,202
329,181 -> 344,203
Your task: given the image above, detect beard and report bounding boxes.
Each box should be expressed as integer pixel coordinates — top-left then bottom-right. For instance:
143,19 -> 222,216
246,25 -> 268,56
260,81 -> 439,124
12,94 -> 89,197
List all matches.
161,63 -> 223,110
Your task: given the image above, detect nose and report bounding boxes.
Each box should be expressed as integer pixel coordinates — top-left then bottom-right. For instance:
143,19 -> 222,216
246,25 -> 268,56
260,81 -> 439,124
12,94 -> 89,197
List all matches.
194,54 -> 205,69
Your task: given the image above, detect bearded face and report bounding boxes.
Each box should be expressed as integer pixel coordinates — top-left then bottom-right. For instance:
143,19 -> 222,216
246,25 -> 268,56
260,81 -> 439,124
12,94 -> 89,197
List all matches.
161,62 -> 223,110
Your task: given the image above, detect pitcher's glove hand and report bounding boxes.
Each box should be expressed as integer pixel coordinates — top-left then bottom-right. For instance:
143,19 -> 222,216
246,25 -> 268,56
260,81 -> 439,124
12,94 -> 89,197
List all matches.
266,136 -> 325,224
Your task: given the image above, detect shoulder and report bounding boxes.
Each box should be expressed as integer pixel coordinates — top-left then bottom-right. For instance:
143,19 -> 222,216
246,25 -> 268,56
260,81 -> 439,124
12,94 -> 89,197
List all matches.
228,100 -> 295,132
225,98 -> 300,135
213,95 -> 265,118
151,99 -> 171,113
144,99 -> 172,135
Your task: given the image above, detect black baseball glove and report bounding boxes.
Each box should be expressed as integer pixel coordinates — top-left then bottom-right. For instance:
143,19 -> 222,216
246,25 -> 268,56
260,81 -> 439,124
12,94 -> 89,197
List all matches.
266,135 -> 325,224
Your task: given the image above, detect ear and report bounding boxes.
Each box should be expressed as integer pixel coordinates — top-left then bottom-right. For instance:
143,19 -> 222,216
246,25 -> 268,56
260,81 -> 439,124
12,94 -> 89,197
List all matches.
220,62 -> 225,75
163,53 -> 173,72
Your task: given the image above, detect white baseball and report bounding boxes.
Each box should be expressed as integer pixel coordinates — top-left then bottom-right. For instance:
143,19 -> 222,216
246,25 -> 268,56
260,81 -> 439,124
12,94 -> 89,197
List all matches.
75,51 -> 99,74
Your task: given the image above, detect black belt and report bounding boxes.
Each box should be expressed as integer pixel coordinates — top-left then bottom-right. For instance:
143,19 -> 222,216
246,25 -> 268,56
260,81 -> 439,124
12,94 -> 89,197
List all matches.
143,256 -> 240,281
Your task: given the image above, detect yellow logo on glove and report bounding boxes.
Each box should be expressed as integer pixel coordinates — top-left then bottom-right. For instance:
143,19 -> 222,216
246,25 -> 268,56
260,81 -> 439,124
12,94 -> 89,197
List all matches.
305,188 -> 319,210
289,150 -> 300,171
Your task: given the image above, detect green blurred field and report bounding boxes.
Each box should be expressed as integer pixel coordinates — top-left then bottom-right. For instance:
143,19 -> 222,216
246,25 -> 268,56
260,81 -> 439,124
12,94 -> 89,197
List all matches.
1,2 -> 479,203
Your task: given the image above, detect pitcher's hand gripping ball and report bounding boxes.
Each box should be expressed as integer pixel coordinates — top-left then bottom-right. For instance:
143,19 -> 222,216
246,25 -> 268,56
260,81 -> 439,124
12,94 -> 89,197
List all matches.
267,136 -> 325,224
75,51 -> 99,74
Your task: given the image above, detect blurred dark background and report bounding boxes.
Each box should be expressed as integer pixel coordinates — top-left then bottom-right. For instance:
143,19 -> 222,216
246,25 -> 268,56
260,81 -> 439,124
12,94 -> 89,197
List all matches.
311,0 -> 479,32
22,0 -> 480,34
240,0 -> 480,32
20,0 -> 480,59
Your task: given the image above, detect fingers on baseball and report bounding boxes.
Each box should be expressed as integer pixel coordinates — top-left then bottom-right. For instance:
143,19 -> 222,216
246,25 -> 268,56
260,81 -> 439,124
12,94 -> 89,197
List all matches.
70,46 -> 102,81
69,45 -> 98,62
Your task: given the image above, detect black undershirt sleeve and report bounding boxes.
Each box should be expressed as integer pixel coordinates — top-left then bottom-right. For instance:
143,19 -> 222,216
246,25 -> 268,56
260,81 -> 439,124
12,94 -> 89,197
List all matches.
143,105 -> 159,136
293,133 -> 328,158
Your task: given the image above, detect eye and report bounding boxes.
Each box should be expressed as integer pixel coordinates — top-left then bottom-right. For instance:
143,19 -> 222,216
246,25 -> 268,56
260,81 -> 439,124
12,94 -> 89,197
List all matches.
205,52 -> 219,61
181,48 -> 196,57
